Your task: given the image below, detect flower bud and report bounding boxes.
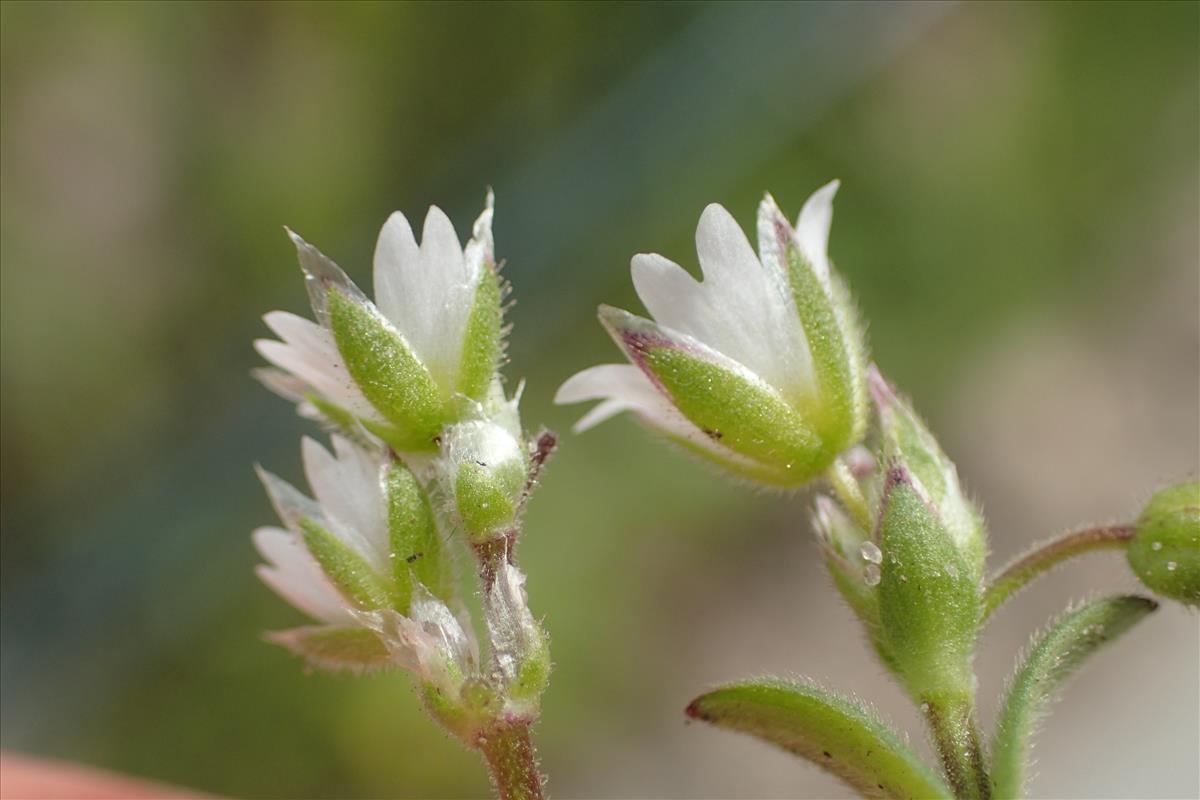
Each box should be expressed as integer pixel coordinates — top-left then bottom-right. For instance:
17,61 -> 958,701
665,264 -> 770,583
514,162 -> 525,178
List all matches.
869,368 -> 986,574
442,415 -> 528,542
869,369 -> 985,699
1127,482 -> 1200,606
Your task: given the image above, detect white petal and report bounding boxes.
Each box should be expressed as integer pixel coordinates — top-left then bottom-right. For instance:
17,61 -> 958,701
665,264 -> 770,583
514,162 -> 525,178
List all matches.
299,437 -> 388,570
372,211 -> 421,333
254,526 -> 354,625
256,312 -> 380,420
627,206 -> 813,400
695,203 -> 762,287
630,253 -> 708,335
366,206 -> 479,395
557,359 -> 789,481
555,363 -> 658,405
572,398 -> 630,433
795,179 -> 839,287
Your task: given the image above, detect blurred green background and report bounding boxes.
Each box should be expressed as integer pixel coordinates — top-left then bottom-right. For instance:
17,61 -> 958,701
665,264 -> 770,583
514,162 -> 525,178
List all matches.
2,2 -> 1197,798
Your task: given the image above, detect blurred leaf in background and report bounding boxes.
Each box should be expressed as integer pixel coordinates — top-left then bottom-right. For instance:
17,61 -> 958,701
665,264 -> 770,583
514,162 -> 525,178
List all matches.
2,2 -> 1196,798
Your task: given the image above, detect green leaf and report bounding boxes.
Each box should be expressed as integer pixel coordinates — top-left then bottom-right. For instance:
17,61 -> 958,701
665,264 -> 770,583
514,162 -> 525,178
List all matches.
385,463 -> 448,609
298,517 -> 393,611
267,625 -> 392,672
456,266 -> 503,405
876,468 -> 982,698
326,289 -> 446,451
991,595 -> 1157,799
687,679 -> 950,800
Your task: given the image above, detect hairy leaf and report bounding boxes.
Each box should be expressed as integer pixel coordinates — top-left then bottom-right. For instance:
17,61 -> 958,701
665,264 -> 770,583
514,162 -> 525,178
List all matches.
991,595 -> 1157,799
687,678 -> 950,800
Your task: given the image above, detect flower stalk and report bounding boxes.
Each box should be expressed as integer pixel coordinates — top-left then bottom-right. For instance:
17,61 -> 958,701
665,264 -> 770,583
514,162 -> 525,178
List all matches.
478,720 -> 545,800
984,525 -> 1135,618
921,692 -> 990,800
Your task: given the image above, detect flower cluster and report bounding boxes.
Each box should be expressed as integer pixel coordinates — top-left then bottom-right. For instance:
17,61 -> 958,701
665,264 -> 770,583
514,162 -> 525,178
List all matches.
253,195 -> 548,742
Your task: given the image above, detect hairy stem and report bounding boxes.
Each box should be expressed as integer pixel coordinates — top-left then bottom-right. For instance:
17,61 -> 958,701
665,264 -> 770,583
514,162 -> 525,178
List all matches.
827,457 -> 871,530
922,693 -> 990,800
478,720 -> 544,800
984,525 -> 1134,618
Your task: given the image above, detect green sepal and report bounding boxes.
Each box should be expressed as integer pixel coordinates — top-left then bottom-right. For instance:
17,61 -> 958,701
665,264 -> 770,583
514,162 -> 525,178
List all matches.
870,369 -> 986,571
687,678 -> 951,800
421,680 -> 478,745
876,468 -> 982,699
1128,482 -> 1200,606
298,517 -> 393,611
508,631 -> 551,705
784,245 -> 868,454
812,496 -> 887,655
326,289 -> 446,452
267,625 -> 391,672
600,305 -> 826,483
385,463 -> 449,610
991,595 -> 1158,799
456,265 -> 504,407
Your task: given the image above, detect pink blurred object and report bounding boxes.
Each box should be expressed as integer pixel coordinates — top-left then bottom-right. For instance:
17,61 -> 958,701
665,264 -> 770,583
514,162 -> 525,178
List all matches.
0,752 -> 206,799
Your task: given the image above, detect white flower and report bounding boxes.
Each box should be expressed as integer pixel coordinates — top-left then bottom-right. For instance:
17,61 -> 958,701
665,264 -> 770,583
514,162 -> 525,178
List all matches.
555,181 -> 868,486
254,434 -> 476,686
255,192 -> 503,452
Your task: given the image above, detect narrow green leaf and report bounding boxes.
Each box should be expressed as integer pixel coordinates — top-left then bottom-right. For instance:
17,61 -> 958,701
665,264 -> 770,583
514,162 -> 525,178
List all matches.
386,463 -> 448,609
991,595 -> 1157,799
267,625 -> 391,672
298,517 -> 392,610
326,289 -> 446,451
687,678 -> 951,800
456,267 -> 503,405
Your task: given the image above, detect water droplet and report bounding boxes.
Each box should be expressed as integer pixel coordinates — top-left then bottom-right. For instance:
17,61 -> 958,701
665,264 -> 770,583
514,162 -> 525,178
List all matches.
863,564 -> 882,586
1151,541 -> 1163,551
860,541 -> 883,564
1167,561 -> 1178,571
